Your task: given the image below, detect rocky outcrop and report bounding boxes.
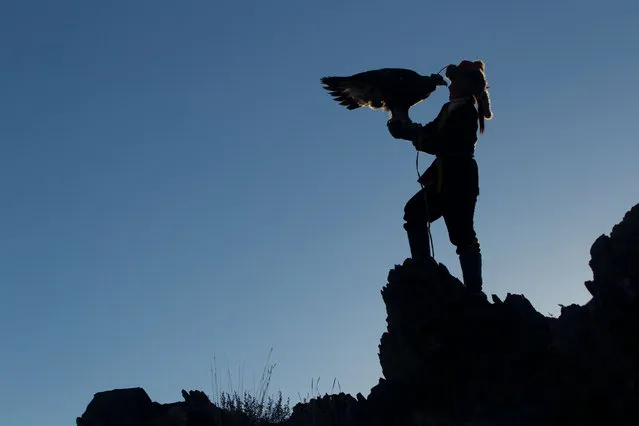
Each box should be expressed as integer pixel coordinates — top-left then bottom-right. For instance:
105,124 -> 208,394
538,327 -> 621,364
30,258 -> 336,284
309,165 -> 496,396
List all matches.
76,389 -> 254,426
77,203 -> 639,426
76,387 -> 156,426
373,259 -> 555,425
370,203 -> 639,425
288,392 -> 365,426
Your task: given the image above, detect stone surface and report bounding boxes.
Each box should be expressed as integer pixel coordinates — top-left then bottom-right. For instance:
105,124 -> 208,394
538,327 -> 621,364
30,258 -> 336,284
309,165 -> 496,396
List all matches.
288,393 -> 364,426
372,202 -> 639,425
76,388 -> 155,426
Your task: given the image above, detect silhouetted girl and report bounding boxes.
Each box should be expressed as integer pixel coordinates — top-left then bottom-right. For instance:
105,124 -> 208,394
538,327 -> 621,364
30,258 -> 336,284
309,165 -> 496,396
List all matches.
387,60 -> 492,293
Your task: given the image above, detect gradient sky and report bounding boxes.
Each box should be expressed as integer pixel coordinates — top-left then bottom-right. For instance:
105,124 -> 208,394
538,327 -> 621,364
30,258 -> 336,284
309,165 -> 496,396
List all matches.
1,1 -> 638,425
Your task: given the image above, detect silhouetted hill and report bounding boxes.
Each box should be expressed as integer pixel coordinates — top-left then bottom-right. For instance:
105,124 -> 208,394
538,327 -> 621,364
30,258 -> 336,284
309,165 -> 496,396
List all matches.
77,203 -> 639,426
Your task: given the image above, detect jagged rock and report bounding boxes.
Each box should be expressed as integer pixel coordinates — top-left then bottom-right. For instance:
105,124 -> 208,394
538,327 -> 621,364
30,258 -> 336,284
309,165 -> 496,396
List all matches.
76,388 -> 155,426
78,203 -> 639,426
377,257 -> 554,424
180,390 -> 227,426
547,204 -> 639,424
289,393 -> 364,426
76,388 -> 231,426
374,202 -> 639,425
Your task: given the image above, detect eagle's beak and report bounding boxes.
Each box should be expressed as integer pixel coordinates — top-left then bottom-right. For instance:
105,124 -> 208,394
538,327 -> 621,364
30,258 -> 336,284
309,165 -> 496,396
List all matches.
431,73 -> 448,86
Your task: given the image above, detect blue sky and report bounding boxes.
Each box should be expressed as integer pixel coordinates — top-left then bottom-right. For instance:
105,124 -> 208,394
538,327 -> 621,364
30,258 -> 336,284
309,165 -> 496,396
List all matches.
1,1 -> 637,424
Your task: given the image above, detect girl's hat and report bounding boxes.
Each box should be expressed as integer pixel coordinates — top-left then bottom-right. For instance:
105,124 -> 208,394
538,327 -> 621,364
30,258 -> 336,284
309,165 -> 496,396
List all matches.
445,60 -> 493,133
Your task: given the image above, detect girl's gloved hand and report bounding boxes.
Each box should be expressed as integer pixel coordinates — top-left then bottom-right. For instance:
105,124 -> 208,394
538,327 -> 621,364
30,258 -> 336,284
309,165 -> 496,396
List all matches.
387,119 -> 422,140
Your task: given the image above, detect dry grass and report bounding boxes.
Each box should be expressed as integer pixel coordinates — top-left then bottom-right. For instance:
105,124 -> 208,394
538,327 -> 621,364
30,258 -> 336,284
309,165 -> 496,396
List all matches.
208,348 -> 343,425
210,348 -> 291,424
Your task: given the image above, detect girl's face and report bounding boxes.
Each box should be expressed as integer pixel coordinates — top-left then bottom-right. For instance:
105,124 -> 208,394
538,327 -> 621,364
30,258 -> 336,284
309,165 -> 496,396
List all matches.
448,78 -> 471,99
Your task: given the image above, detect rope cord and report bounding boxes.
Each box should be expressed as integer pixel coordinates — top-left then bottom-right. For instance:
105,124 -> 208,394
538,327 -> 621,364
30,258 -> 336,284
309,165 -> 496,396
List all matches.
416,150 -> 435,259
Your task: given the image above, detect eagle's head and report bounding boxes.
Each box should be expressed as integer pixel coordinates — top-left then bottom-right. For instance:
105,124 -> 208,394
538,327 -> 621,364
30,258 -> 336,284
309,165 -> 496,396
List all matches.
429,73 -> 448,87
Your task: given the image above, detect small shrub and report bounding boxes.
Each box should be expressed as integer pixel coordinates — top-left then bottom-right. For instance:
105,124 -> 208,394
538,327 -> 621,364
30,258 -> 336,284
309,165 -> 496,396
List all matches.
219,389 -> 291,424
211,348 -> 291,424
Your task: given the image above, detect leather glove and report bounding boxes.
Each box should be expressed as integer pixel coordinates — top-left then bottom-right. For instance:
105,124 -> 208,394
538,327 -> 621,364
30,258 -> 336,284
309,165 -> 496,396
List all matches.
387,119 -> 423,140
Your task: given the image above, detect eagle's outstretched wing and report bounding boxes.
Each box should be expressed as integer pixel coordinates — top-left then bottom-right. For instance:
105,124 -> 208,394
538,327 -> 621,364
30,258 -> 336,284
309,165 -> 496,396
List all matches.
320,68 -> 421,111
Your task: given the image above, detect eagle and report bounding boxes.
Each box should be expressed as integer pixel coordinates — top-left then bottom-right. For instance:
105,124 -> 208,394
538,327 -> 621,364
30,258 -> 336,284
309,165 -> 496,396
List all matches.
320,68 -> 447,122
